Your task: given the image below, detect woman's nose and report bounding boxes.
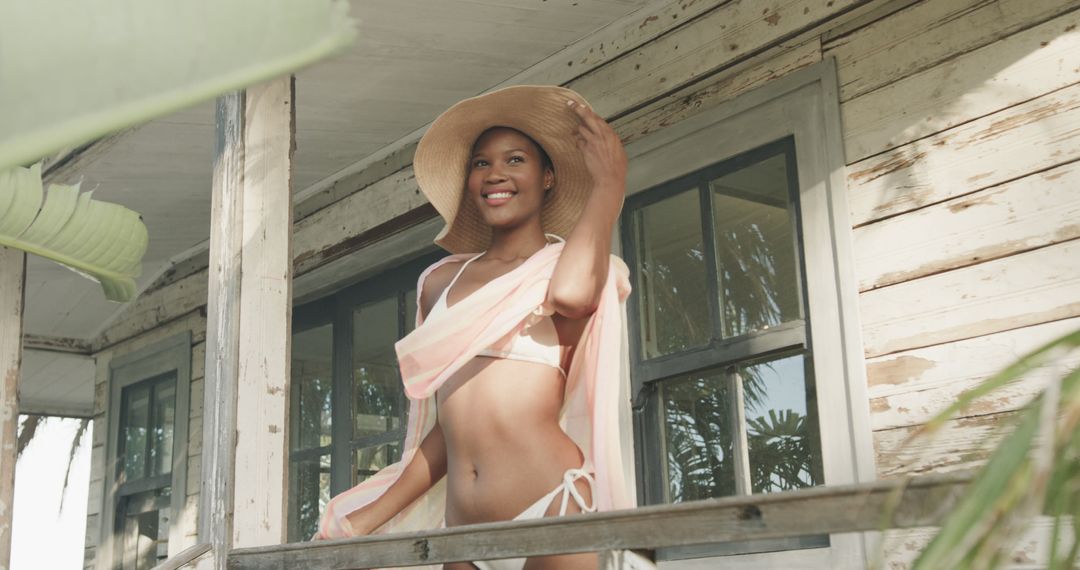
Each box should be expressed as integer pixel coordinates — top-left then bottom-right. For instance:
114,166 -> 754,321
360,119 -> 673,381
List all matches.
485,168 -> 507,183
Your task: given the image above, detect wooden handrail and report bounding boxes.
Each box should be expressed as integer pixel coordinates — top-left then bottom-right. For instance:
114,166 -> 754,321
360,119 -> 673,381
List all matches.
151,542 -> 212,570
228,473 -> 971,569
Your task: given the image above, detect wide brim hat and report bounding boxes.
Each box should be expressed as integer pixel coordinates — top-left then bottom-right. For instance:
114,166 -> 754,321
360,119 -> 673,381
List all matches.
414,85 -> 594,254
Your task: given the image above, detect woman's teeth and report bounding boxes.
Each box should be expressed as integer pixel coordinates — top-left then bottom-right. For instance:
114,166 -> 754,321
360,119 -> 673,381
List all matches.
485,192 -> 513,199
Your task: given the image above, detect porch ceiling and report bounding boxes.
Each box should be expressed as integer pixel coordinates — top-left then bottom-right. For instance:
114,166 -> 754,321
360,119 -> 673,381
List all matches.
19,0 -> 651,414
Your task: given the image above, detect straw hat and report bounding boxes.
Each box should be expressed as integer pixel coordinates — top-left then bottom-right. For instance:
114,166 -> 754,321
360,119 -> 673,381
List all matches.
414,85 -> 595,254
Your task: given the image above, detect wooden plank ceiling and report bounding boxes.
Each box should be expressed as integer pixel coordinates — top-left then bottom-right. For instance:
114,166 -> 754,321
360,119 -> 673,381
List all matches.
20,0 -> 650,414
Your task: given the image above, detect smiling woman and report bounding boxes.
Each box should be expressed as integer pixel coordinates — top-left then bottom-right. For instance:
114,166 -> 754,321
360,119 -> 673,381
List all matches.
315,85 -> 634,570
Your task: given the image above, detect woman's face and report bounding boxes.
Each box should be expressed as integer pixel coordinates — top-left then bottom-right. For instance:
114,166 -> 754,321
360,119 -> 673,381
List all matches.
466,127 -> 554,231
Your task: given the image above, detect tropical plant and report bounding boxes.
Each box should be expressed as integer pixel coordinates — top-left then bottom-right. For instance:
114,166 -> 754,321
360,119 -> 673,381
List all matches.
0,164 -> 148,301
902,327 -> 1080,569
746,409 -> 818,493
3,0 -> 358,535
0,0 -> 357,300
0,0 -> 356,173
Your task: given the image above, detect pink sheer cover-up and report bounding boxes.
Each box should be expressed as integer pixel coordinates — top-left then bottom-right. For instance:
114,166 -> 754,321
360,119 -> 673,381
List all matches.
314,242 -> 635,567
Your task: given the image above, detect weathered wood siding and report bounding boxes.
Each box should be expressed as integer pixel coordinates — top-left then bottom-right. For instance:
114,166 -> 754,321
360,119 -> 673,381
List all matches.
826,0 -> 1080,565
83,312 -> 205,569
82,0 -> 1079,567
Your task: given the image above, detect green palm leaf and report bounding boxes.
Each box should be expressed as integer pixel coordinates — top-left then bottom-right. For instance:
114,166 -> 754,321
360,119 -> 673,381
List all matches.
0,163 -> 148,302
900,327 -> 1080,569
0,0 -> 356,171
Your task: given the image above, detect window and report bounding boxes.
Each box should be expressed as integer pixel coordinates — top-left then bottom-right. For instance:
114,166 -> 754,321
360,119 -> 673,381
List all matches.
621,61 -> 873,566
101,334 -> 191,570
625,139 -> 825,556
288,252 -> 440,542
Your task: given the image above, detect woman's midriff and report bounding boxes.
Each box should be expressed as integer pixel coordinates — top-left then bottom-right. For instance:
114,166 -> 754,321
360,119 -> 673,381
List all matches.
436,355 -> 584,527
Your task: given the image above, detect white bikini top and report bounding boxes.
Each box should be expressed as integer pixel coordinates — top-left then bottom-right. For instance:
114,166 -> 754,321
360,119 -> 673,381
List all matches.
428,236 -> 567,376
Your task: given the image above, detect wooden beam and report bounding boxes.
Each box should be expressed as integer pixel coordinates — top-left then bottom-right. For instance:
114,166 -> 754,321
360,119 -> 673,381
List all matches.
232,74 -> 294,548
199,88 -> 245,570
228,473 -> 971,570
21,334 -> 92,355
0,247 -> 26,570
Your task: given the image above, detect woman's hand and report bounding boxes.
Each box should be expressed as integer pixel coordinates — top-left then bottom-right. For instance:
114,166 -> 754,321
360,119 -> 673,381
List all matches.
547,101 -> 627,320
568,100 -> 627,208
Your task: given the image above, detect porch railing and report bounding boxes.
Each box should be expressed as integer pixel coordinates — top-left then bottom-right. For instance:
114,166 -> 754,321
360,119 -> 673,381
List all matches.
213,472 -> 970,569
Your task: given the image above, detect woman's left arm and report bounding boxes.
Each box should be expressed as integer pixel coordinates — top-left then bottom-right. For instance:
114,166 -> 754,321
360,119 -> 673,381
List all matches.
548,100 -> 627,320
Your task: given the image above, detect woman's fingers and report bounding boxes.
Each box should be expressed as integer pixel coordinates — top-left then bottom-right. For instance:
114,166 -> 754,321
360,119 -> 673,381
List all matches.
568,100 -> 605,136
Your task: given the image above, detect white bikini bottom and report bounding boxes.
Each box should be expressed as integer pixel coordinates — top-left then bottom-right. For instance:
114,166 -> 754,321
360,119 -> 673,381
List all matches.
469,468 -> 596,570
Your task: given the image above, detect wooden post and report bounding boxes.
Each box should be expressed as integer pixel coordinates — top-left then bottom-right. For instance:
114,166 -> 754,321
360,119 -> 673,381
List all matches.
200,89 -> 246,570
0,247 -> 25,570
200,74 -> 295,566
233,74 -> 295,548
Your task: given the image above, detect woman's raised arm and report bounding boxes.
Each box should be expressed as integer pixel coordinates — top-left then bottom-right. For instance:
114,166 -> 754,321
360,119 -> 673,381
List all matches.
548,101 -> 627,320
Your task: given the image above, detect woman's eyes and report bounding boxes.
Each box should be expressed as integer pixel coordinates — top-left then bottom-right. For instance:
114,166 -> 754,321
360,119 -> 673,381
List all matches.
473,156 -> 525,168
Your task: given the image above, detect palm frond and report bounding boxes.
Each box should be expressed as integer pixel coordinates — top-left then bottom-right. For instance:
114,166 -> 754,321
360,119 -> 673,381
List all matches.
15,415 -> 44,458
903,326 -> 1080,569
58,418 -> 91,513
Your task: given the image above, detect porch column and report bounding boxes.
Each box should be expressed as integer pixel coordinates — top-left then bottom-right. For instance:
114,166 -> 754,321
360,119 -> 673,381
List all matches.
0,247 -> 26,570
233,75 -> 295,548
201,74 -> 295,568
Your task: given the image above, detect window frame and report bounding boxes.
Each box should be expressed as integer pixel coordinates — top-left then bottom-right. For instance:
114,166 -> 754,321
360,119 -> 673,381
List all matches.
287,250 -> 443,541
99,332 -> 191,570
619,59 -> 874,567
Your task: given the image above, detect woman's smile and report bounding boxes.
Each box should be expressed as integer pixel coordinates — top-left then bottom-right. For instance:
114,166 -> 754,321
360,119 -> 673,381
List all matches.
481,189 -> 516,206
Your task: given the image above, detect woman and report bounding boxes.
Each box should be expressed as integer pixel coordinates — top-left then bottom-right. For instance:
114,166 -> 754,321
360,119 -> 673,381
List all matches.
316,85 -> 634,570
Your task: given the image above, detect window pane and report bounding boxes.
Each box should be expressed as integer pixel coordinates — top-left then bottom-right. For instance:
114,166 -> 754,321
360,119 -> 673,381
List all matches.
120,487 -> 171,570
710,152 -> 801,338
354,442 -> 402,485
352,297 -> 404,439
632,189 -> 711,359
149,381 -> 175,476
292,324 -> 333,450
404,289 -> 417,333
742,354 -> 823,494
122,383 -> 151,481
658,369 -> 736,502
288,454 -> 330,542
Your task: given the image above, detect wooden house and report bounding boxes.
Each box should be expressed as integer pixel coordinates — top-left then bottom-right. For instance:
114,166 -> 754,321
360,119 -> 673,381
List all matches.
5,0 -> 1077,567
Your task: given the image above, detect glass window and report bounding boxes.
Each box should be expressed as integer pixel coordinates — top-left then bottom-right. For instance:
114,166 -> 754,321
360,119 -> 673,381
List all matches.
288,322 -> 333,541
292,324 -> 334,451
287,253 -> 440,542
118,488 -> 171,570
625,138 -> 825,555
709,151 -> 802,338
352,297 -> 404,440
632,189 -> 711,359
354,442 -> 402,485
114,371 -> 179,568
119,373 -> 176,483
289,452 -> 330,543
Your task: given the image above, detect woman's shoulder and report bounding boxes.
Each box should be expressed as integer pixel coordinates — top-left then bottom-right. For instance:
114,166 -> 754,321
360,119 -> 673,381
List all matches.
421,258 -> 463,293
416,255 -> 470,318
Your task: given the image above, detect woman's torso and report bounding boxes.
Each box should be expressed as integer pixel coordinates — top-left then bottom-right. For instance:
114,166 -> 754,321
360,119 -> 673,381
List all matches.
423,252 -> 589,526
